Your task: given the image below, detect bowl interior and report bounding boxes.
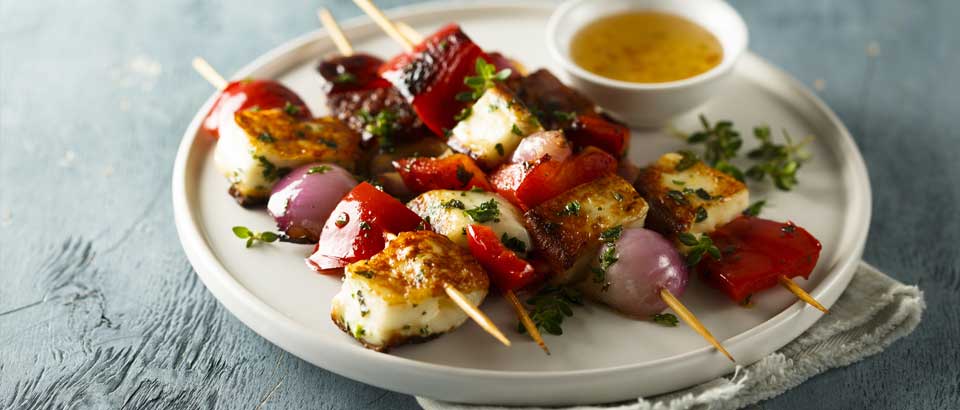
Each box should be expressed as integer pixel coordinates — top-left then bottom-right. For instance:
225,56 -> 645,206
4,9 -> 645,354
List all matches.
548,0 -> 749,87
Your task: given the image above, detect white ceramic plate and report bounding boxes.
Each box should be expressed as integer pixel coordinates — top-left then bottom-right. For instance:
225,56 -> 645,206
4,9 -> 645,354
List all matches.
172,1 -> 870,405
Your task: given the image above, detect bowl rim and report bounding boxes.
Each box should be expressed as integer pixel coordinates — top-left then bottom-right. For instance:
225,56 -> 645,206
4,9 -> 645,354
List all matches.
546,0 -> 750,90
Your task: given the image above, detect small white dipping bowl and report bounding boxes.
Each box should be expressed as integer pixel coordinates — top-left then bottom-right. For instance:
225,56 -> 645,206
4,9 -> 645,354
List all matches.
546,0 -> 748,128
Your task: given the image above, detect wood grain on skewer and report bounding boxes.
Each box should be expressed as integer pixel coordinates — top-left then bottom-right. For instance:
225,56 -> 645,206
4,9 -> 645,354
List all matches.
351,0 -> 414,52
191,57 -> 228,90
317,8 -> 354,56
395,22 -> 424,44
444,283 -> 511,347
505,290 -> 550,355
659,288 -> 735,363
779,275 -> 830,314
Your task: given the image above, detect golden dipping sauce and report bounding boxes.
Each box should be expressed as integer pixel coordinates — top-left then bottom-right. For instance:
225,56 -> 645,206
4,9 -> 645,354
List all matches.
570,11 -> 723,83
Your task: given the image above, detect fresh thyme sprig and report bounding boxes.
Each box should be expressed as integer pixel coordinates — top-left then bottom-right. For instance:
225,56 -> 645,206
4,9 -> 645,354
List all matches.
745,126 -> 812,191
686,115 -> 744,180
519,285 -> 583,335
678,232 -> 721,266
456,57 -> 512,102
232,226 -> 279,248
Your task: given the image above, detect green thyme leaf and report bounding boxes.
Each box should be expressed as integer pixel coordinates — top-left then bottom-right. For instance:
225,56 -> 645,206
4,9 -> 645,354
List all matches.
652,313 -> 679,327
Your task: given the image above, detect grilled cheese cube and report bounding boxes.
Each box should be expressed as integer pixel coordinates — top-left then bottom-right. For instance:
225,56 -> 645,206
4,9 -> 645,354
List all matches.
407,190 -> 531,256
524,175 -> 648,284
330,231 -> 489,351
634,152 -> 749,238
447,85 -> 543,169
214,108 -> 361,205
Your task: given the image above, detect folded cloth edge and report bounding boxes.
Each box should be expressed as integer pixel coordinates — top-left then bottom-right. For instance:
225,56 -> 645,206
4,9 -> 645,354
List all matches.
417,262 -> 925,410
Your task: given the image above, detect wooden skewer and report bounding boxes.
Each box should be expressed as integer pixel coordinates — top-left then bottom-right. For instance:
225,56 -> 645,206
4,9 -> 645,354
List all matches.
317,8 -> 354,56
779,275 -> 829,314
395,22 -> 424,44
504,290 -> 550,355
191,57 -> 228,90
444,284 -> 511,347
659,288 -> 735,363
351,0 -> 414,52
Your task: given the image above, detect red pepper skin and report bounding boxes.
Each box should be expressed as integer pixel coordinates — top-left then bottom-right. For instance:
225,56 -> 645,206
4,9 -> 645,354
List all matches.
202,80 -> 311,138
489,147 -> 618,211
393,154 -> 493,194
380,24 -> 487,136
466,224 -> 536,291
308,182 -> 428,272
697,216 -> 822,302
317,53 -> 393,94
566,114 -> 630,158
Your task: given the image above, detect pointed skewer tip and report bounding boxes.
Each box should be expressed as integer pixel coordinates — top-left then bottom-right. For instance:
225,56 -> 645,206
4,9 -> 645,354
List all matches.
505,290 -> 550,355
444,284 -> 511,347
779,276 -> 830,314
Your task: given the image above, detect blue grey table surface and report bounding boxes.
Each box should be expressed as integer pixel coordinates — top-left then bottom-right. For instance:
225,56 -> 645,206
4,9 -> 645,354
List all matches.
1,0 -> 958,409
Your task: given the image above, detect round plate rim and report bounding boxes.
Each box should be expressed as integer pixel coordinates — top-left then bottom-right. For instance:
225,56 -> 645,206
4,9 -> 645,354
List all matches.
172,0 -> 871,404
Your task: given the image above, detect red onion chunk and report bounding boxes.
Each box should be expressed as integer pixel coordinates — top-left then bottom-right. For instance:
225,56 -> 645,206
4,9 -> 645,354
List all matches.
510,130 -> 572,163
268,163 -> 357,243
582,228 -> 688,318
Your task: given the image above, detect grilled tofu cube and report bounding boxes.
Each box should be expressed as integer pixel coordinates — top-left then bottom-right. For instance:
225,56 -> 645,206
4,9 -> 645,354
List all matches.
214,108 -> 361,205
524,175 -> 648,284
407,190 -> 531,256
330,231 -> 489,351
634,152 -> 749,238
447,85 -> 543,169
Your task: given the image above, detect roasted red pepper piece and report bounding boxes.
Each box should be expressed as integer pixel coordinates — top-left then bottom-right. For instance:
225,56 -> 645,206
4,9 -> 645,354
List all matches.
466,224 -> 536,291
489,146 -> 617,211
380,24 -> 487,136
308,182 -> 428,272
202,79 -> 310,138
393,154 -> 493,194
317,53 -> 393,94
697,216 -> 822,302
566,114 -> 630,157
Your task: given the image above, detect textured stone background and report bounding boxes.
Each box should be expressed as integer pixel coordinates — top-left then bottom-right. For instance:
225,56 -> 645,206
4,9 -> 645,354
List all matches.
1,0 -> 957,409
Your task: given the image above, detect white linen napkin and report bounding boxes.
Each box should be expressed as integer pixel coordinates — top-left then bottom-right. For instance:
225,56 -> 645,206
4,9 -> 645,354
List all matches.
417,262 -> 925,410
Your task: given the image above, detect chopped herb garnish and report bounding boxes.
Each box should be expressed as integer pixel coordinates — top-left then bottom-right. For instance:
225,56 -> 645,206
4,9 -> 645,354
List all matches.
559,200 -> 581,216
678,232 -> 721,266
695,188 -> 713,201
454,106 -> 472,121
355,270 -> 375,279
495,143 -> 505,156
500,233 -> 527,253
283,101 -> 302,116
470,186 -> 485,193
520,285 -> 583,335
333,72 -> 357,84
489,104 -> 499,112
358,221 -> 372,231
667,190 -> 689,205
695,206 -> 708,222
511,123 -> 523,136
464,199 -> 500,222
359,109 -> 398,152
257,132 -> 275,143
307,165 -> 331,174
256,156 -> 288,181
441,199 -> 466,209
461,57 -> 512,101
552,110 -> 577,122
675,150 -> 700,171
232,226 -> 279,248
334,212 -> 349,228
600,225 -> 623,243
743,200 -> 766,217
781,224 -> 797,234
455,164 -> 473,187
652,313 -> 679,327
672,179 -> 686,186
